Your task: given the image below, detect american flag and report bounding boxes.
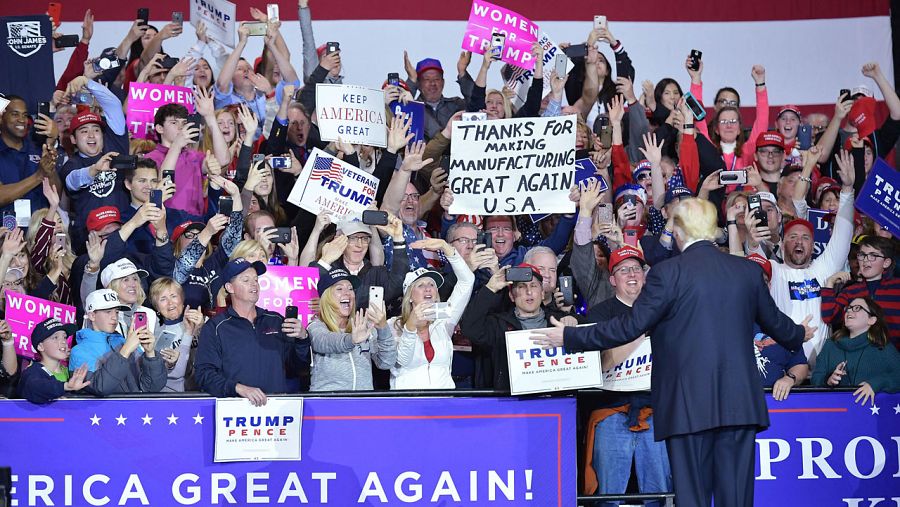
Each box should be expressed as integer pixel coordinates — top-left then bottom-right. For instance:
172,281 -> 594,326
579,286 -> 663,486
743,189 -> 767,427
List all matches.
310,155 -> 344,184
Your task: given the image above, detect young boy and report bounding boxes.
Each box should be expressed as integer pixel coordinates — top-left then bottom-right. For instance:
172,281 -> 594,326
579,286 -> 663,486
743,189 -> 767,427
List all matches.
18,318 -> 91,404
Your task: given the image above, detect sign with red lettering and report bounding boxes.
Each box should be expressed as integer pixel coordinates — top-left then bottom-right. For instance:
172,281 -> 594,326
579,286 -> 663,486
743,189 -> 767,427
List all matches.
214,397 -> 303,462
505,327 -> 602,395
286,148 -> 379,218
601,336 -> 652,391
315,84 -> 387,148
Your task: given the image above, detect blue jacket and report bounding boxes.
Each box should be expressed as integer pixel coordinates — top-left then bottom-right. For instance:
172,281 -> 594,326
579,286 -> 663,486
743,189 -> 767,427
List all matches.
69,327 -> 167,395
18,363 -> 65,404
194,306 -> 311,397
69,328 -> 125,373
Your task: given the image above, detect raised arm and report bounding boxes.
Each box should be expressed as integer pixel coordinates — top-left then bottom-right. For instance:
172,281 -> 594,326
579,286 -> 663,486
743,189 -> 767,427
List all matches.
863,62 -> 900,120
216,23 -> 249,95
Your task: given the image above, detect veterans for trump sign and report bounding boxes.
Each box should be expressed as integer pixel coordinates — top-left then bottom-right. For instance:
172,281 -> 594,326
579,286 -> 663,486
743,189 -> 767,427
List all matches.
449,115 -> 577,215
505,328 -> 602,395
287,148 -> 379,218
127,83 -> 195,139
316,84 -> 387,148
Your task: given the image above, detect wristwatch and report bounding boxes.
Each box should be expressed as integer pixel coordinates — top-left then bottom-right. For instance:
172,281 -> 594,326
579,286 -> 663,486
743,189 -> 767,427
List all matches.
785,371 -> 797,381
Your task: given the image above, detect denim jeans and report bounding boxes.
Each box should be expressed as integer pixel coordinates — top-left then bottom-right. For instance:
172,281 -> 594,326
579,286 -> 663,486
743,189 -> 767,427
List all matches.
592,412 -> 672,506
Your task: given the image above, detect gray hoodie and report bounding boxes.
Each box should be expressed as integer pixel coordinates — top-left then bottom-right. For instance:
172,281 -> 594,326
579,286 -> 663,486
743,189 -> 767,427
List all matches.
308,319 -> 396,391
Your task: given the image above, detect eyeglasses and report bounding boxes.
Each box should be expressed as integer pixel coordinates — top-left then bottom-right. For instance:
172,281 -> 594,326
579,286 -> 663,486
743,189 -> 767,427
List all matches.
403,193 -> 420,201
718,119 -> 739,126
846,305 -> 873,316
182,231 -> 199,240
451,237 -> 478,246
636,173 -> 652,181
757,148 -> 784,158
613,266 -> 643,275
856,252 -> 886,261
717,99 -> 739,107
347,235 -> 371,245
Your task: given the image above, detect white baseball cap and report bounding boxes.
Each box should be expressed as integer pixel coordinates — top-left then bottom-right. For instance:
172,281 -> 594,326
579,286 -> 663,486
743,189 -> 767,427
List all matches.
402,267 -> 444,294
100,258 -> 148,288
338,218 -> 371,237
85,289 -> 130,312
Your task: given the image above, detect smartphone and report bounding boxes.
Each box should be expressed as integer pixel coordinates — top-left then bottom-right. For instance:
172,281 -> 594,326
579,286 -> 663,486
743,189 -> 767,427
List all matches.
368,286 -> 384,309
159,56 -> 179,69
133,311 -> 148,331
154,330 -> 176,351
594,15 -> 607,30
55,34 -> 79,48
92,56 -> 121,74
218,196 -> 233,216
172,11 -> 183,25
326,41 -> 340,54
839,89 -> 851,100
429,302 -> 452,320
461,112 -> 487,122
689,49 -> 703,71
797,124 -> 813,150
137,8 -> 149,26
362,210 -> 389,226
3,212 -> 16,231
32,102 -> 51,145
598,115 -> 612,149
149,189 -> 163,208
554,53 -> 567,78
36,101 -> 51,119
559,275 -> 574,306
48,2 -> 62,27
506,267 -> 533,283
268,156 -> 292,169
246,22 -> 267,37
387,72 -> 400,86
623,228 -> 639,247
562,44 -> 587,58
719,170 -> 748,186
266,226 -> 292,244
285,305 -> 299,320
622,194 -> 637,208
162,169 -> 175,181
683,91 -> 707,121
598,203 -> 613,225
110,154 -> 137,170
186,113 -> 203,135
252,153 -> 265,165
490,33 -> 505,60
748,194 -> 768,228
481,231 -> 493,250
267,3 -> 280,21
53,232 -> 66,251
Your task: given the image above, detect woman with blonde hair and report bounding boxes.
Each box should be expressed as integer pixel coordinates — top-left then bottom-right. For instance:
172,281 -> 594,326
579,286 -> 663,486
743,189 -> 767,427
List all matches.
306,268 -> 396,391
389,238 -> 474,389
97,258 -> 159,338
26,180 -> 75,305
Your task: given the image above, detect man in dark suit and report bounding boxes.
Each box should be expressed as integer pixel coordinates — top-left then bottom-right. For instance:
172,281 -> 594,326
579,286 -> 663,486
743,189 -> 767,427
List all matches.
533,198 -> 816,507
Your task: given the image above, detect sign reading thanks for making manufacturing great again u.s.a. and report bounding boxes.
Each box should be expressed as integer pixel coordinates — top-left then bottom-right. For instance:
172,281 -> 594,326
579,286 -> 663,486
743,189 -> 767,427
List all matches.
449,115 -> 577,216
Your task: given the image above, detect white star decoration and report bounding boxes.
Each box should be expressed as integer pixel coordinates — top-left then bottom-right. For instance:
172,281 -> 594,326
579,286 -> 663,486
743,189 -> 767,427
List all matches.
89,414 -> 101,426
870,405 -> 880,415
193,413 -> 204,425
115,414 -> 127,426
141,414 -> 153,425
894,404 -> 900,415
167,413 -> 179,425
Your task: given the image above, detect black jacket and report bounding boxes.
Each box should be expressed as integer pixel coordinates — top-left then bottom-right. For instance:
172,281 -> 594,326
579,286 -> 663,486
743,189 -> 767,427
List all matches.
565,240 -> 804,440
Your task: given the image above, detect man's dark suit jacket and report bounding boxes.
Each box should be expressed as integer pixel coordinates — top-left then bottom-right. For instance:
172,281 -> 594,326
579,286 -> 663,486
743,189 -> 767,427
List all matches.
565,240 -> 804,441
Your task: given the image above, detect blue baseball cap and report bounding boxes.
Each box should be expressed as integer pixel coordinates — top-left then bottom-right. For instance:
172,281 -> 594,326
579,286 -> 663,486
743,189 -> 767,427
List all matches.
31,318 -> 77,351
416,58 -> 443,76
664,186 -> 694,206
221,258 -> 267,284
317,267 -> 360,297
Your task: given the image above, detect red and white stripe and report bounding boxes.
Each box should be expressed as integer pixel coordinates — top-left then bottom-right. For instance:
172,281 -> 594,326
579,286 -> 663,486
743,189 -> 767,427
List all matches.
10,0 -> 893,124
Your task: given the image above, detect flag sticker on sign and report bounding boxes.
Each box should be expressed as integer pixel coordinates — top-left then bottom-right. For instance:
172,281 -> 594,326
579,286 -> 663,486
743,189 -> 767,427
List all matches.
311,155 -> 345,182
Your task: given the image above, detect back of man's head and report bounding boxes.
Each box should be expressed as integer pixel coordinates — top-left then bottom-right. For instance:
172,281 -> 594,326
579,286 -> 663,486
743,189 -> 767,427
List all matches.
672,198 -> 718,245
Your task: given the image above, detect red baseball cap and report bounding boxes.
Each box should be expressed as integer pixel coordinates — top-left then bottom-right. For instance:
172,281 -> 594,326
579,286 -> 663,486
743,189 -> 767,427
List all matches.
848,96 -> 877,140
756,131 -> 785,151
609,246 -> 646,272
746,253 -> 772,280
784,218 -> 814,237
70,111 -> 103,133
86,206 -> 121,232
777,105 -> 801,119
171,221 -> 204,243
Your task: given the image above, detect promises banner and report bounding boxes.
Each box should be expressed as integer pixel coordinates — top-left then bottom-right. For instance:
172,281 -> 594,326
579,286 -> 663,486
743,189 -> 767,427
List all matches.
449,115 -> 576,215
257,265 -> 320,327
4,292 -> 76,359
505,327 -> 602,395
286,148 -> 379,218
126,83 -> 195,139
1,396 -> 576,506
461,0 -> 539,70
315,84 -> 387,147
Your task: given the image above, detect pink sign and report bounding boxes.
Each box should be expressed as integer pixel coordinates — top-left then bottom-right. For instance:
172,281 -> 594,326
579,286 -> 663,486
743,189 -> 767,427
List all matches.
257,266 -> 320,327
126,83 -> 196,139
461,0 -> 539,70
5,292 -> 77,360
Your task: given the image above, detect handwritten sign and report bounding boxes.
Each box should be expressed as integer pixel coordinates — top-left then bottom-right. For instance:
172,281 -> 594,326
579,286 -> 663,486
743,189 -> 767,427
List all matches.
286,148 -> 379,218
4,292 -> 76,360
190,0 -> 236,48
126,83 -> 195,139
258,266 -> 319,327
316,84 -> 387,148
505,327 -> 602,395
855,159 -> 900,237
449,115 -> 577,215
461,0 -> 539,70
504,31 -> 573,109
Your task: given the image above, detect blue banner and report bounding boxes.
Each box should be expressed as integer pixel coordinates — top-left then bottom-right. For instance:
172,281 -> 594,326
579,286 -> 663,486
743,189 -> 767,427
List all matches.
0,396 -> 576,506
755,392 -> 900,506
391,100 -> 425,146
808,208 -> 834,259
855,158 -> 900,237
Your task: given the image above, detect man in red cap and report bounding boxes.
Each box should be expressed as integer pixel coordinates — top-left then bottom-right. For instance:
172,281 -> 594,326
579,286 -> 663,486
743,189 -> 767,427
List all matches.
402,56 -> 466,139
753,131 -> 786,192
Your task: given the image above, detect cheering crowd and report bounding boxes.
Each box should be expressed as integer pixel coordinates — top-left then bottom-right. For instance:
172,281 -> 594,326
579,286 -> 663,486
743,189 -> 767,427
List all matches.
1,3 -> 900,501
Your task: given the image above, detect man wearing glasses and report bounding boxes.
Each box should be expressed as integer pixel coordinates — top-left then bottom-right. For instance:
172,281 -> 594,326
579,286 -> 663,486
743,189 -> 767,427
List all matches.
753,132 -> 786,193
822,236 -> 900,350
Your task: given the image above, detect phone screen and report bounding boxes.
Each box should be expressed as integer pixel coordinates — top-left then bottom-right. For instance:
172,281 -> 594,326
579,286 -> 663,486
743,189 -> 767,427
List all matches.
133,312 -> 148,330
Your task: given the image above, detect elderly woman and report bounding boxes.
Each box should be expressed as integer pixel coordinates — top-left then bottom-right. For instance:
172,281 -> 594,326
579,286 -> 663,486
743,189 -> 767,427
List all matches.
812,297 -> 900,404
149,277 -> 205,392
307,268 -> 396,391
388,238 -> 474,389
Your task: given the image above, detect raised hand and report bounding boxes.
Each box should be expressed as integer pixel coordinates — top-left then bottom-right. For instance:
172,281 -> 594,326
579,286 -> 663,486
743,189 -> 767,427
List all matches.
638,132 -> 664,167
351,309 -> 371,344
751,64 -> 766,86
387,114 -> 414,153
399,141 -> 433,172
403,50 -> 417,81
64,364 -> 91,391
834,149 -> 855,191
320,235 -> 348,264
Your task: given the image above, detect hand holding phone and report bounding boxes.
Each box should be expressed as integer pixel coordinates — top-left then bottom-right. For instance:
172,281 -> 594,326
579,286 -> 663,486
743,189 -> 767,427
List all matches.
133,312 -> 148,331
285,305 -> 299,320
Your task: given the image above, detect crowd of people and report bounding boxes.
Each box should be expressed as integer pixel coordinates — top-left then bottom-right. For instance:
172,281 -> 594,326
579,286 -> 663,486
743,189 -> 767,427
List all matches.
1,3 -> 900,501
